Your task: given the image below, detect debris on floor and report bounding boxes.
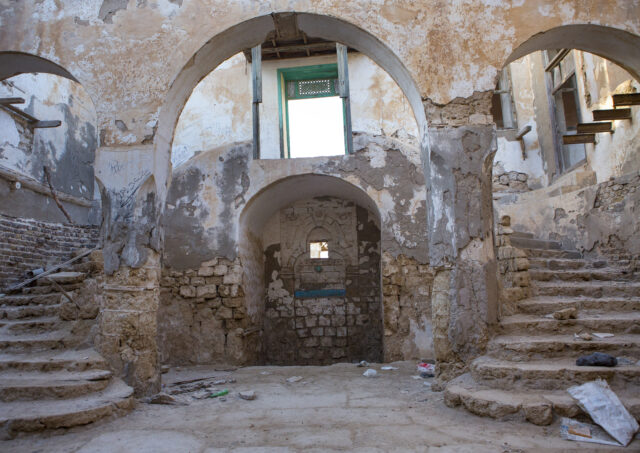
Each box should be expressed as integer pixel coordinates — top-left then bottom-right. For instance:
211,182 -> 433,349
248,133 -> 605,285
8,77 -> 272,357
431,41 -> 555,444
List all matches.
286,376 -> 303,383
381,366 -> 398,370
560,418 -> 620,446
576,352 -> 617,367
145,392 -> 188,406
357,360 -> 369,367
574,332 -> 593,341
616,357 -> 637,366
417,362 -> 435,377
553,307 -> 577,320
592,332 -> 615,339
567,380 -> 639,446
363,369 -> 377,378
238,390 -> 256,400
208,389 -> 229,398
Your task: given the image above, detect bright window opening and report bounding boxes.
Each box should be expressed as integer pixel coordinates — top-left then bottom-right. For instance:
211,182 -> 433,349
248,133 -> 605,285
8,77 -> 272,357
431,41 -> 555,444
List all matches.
310,241 -> 329,259
278,64 -> 347,158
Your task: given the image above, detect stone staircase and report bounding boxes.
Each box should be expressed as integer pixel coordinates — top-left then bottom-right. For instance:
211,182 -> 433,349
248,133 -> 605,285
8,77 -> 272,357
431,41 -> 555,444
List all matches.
445,233 -> 640,425
0,259 -> 134,439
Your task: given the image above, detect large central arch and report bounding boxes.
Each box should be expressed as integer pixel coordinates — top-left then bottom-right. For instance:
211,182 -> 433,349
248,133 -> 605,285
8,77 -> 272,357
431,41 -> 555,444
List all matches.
154,12 -> 429,196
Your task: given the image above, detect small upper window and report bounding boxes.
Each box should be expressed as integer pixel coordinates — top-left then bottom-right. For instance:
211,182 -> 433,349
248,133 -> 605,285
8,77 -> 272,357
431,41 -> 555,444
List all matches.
310,241 -> 329,259
491,67 -> 517,129
278,64 -> 346,158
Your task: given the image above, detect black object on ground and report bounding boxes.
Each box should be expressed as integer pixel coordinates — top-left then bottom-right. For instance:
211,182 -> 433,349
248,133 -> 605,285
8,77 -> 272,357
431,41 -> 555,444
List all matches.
576,352 -> 618,367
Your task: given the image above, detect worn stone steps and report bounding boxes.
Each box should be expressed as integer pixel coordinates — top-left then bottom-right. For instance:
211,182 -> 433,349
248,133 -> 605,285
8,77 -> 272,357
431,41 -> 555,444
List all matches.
529,268 -> 632,282
516,296 -> 640,315
520,248 -> 582,259
444,373 -> 640,426
0,349 -> 108,372
471,356 -> 640,390
0,317 -> 60,334
534,281 -> 640,298
0,293 -> 61,307
527,257 -> 600,270
21,282 -> 83,295
0,331 -> 67,353
487,334 -> 640,361
0,304 -> 61,320
0,369 -> 112,401
0,379 -> 135,439
499,311 -> 640,335
510,237 -> 563,250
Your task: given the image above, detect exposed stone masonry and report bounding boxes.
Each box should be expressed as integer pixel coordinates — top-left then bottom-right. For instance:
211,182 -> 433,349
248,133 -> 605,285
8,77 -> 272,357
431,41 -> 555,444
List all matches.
494,216 -> 531,316
493,171 -> 530,193
0,213 -> 99,288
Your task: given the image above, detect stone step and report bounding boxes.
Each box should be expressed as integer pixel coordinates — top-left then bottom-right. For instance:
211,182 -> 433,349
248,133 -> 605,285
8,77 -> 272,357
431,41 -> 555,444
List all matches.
529,268 -> 632,282
534,281 -> 640,298
488,334 -> 640,361
0,317 -> 59,334
22,283 -> 83,295
510,231 -> 534,239
35,272 -> 86,286
499,311 -> 640,335
517,296 -> 640,315
527,257 -> 600,270
510,237 -> 563,251
471,356 -> 640,390
0,331 -> 67,353
521,248 -> 582,259
0,378 -> 135,439
0,304 -> 61,320
0,349 -> 108,372
444,373 -> 640,426
0,293 -> 61,307
0,369 -> 112,401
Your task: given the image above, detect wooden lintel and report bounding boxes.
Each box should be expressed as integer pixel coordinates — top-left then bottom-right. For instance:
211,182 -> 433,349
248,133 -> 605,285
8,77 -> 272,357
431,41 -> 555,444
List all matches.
577,122 -> 612,134
0,97 -> 25,105
612,93 -> 640,107
563,134 -> 595,145
33,120 -> 62,128
262,41 -> 337,55
593,108 -> 631,121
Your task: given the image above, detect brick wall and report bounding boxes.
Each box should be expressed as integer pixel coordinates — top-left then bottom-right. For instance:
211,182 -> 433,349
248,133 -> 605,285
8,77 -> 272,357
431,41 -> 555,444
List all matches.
0,214 -> 100,288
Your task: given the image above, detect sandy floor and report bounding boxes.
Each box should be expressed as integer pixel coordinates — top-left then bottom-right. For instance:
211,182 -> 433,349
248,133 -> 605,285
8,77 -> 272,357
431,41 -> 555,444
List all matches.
1,361 -> 637,452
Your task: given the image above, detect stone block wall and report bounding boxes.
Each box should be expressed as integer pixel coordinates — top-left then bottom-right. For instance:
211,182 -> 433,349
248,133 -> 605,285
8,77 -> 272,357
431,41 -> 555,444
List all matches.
494,216 -> 531,317
493,171 -> 530,193
158,256 -> 256,365
0,213 -> 100,288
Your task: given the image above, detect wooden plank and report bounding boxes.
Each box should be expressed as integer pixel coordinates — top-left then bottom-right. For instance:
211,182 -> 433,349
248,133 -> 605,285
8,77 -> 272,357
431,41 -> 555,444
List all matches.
593,108 -> 631,121
251,44 -> 262,160
577,122 -> 612,134
0,97 -> 25,105
612,93 -> 640,107
563,134 -> 595,145
337,43 -> 353,155
33,120 -> 61,128
2,103 -> 38,122
262,42 -> 336,55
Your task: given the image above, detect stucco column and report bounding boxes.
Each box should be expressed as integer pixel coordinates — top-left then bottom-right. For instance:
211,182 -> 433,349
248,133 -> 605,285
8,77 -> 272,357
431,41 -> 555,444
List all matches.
94,167 -> 162,396
425,94 -> 498,381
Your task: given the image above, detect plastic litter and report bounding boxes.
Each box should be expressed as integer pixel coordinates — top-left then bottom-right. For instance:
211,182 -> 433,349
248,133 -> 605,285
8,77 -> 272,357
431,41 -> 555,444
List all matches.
357,360 -> 369,367
574,332 -> 593,341
567,380 -> 639,446
560,418 -> 620,446
592,332 -> 615,339
363,369 -> 377,378
238,390 -> 256,400
616,357 -> 636,366
576,352 -> 617,367
208,389 -> 229,398
381,366 -> 398,370
286,376 -> 303,383
417,362 -> 435,377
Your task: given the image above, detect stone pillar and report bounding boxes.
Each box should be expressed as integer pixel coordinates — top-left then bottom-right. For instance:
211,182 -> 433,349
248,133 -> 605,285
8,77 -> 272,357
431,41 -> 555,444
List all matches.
425,92 -> 499,381
95,173 -> 162,396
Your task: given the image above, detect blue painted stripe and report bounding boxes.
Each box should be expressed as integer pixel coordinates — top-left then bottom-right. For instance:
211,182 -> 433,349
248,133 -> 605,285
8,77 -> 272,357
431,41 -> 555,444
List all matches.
294,289 -> 346,299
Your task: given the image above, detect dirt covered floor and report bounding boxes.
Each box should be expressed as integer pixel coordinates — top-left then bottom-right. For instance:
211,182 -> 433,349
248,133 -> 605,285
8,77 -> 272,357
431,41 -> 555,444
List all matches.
1,361 -> 637,452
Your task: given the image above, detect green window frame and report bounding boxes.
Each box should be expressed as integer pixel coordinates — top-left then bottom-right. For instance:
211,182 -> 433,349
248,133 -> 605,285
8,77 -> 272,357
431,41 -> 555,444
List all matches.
277,63 -> 348,158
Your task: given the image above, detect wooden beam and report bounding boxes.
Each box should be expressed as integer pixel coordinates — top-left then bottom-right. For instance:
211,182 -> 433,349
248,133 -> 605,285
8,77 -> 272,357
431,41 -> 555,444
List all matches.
1,103 -> 61,127
577,122 -> 612,134
0,97 -> 25,105
337,43 -> 353,155
261,41 -> 337,55
593,108 -> 632,121
251,44 -> 262,160
612,93 -> 640,107
33,120 -> 61,128
563,134 -> 595,145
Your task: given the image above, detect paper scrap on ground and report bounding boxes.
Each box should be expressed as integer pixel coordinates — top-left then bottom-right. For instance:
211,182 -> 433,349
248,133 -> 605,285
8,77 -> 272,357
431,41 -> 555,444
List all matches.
381,366 -> 398,370
560,418 -> 620,446
592,332 -> 614,339
567,380 -> 639,446
286,376 -> 303,383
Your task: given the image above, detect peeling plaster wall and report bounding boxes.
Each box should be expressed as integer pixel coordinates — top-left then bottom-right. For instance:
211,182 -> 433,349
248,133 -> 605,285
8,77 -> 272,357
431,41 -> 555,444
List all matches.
0,73 -> 97,223
172,52 -> 418,166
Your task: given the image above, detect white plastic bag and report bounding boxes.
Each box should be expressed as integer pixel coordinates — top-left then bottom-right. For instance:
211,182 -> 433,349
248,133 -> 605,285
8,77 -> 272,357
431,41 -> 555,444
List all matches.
567,380 -> 639,447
